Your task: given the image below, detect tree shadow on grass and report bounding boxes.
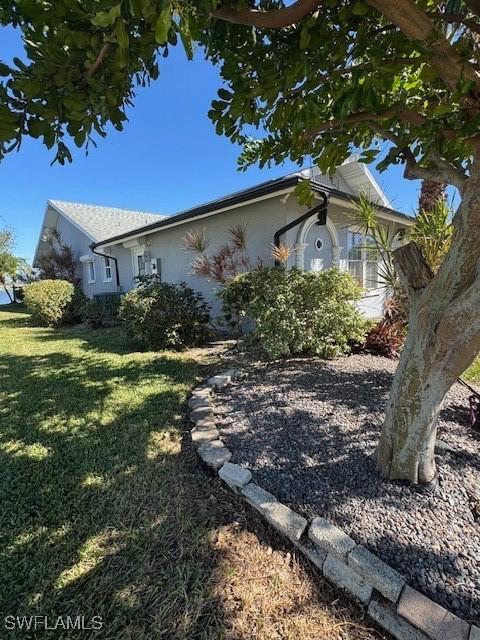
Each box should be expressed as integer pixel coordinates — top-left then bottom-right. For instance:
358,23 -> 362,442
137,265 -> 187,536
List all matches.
0,342 -> 235,639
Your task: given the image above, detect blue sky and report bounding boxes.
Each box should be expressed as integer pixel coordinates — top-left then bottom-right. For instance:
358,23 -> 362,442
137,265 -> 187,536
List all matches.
1,26 -> 426,264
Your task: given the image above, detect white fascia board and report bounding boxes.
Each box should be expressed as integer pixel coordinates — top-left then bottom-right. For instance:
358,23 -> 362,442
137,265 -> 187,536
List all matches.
329,195 -> 414,226
97,188 -> 294,249
122,238 -> 145,249
337,162 -> 390,207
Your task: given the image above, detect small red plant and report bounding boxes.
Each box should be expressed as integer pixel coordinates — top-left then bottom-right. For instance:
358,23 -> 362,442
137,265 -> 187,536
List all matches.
364,297 -> 406,358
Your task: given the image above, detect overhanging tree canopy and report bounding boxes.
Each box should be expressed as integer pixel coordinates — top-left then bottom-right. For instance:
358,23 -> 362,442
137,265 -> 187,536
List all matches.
0,0 -> 476,184
1,0 -> 480,484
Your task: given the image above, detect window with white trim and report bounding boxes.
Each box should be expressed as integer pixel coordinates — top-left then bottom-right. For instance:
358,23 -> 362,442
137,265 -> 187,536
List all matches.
103,256 -> 113,282
137,253 -> 146,277
86,260 -> 96,284
347,232 -> 379,290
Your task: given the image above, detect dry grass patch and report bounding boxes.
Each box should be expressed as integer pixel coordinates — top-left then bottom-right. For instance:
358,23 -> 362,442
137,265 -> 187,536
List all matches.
209,521 -> 386,640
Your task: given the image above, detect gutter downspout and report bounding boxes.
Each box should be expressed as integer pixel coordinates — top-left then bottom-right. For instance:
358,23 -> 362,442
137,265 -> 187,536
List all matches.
90,244 -> 121,289
274,191 -> 329,267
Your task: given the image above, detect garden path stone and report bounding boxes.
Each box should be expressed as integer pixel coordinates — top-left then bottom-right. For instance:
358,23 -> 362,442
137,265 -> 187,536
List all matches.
191,427 -> 220,444
368,597 -> 430,640
218,462 -> 252,491
242,483 -> 307,542
309,517 -> 356,559
197,440 -> 232,470
190,407 -> 214,423
397,585 -> 470,640
188,396 -> 211,410
323,553 -> 372,605
470,625 -> 480,640
194,417 -> 217,429
298,541 -> 327,572
348,544 -> 405,603
207,374 -> 231,390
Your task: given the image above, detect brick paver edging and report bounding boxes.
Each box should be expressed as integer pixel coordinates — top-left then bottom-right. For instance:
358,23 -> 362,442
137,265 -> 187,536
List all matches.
188,371 -> 479,640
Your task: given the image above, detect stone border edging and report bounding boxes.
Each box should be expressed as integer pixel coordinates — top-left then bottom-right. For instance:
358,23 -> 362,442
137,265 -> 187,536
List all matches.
188,370 -> 479,640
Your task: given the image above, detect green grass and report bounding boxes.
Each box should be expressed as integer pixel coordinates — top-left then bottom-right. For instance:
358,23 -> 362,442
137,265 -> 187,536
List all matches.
0,305 -> 225,638
0,306 -> 398,640
464,356 -> 480,384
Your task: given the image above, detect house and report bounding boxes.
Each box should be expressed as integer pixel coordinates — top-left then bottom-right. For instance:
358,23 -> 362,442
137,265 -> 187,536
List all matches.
33,158 -> 413,320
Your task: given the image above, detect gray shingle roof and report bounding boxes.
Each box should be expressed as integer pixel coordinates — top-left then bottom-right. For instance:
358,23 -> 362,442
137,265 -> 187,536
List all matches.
49,200 -> 166,243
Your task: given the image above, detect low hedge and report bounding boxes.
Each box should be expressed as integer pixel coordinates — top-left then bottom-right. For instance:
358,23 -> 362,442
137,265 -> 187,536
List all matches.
24,279 -> 85,327
119,281 -> 210,350
219,267 -> 368,359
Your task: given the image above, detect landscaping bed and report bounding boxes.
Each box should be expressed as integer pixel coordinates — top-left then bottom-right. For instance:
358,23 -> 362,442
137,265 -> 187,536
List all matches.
215,354 -> 480,624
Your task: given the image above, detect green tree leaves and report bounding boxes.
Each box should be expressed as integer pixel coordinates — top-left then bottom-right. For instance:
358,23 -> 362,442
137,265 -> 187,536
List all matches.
155,2 -> 172,44
0,0 -> 476,178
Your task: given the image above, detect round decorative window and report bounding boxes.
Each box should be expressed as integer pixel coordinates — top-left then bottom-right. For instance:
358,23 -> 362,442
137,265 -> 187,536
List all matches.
315,238 -> 323,251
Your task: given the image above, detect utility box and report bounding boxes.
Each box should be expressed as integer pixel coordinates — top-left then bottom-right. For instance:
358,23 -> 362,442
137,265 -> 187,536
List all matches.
150,257 -> 161,281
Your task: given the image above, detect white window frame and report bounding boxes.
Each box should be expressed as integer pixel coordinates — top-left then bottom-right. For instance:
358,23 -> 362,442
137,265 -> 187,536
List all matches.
132,248 -> 147,282
103,256 -> 113,283
86,260 -> 96,284
347,231 -> 380,291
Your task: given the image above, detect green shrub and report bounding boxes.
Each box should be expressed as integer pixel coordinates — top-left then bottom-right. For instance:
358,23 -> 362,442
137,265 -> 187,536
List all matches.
83,294 -> 121,329
24,279 -> 85,327
119,281 -> 210,350
219,267 -> 368,359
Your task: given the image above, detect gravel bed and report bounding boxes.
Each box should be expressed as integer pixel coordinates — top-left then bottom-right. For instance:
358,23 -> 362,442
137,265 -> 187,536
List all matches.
214,354 -> 480,623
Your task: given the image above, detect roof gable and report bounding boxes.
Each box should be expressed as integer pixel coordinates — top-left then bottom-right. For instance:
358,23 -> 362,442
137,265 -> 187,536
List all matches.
48,200 -> 165,243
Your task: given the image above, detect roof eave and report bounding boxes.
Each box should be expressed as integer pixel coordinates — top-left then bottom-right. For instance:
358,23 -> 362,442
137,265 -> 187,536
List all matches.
93,175 -> 413,249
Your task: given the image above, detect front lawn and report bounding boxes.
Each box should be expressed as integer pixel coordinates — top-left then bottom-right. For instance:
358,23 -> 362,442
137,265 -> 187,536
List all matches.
0,306 -> 378,640
465,356 -> 480,384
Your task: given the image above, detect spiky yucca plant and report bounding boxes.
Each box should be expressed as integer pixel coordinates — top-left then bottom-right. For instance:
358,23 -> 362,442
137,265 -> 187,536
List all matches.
412,199 -> 453,273
183,224 -> 260,284
271,242 -> 292,265
349,194 -> 404,298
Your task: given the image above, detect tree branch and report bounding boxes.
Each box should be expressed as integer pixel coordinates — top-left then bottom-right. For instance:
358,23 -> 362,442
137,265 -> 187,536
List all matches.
427,11 -> 480,36
86,42 -> 113,78
285,57 -> 426,100
367,0 -> 480,96
403,154 -> 467,193
367,122 -> 467,191
304,106 -> 456,141
303,108 -> 399,139
393,242 -> 434,298
210,0 -> 321,28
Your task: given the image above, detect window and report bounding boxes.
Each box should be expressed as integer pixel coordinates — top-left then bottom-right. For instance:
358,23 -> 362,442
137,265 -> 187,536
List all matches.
314,237 -> 323,252
348,232 -> 379,290
137,254 -> 146,277
103,256 -> 113,282
86,260 -> 96,284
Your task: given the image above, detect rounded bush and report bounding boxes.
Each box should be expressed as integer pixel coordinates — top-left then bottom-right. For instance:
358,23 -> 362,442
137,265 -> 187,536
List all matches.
24,279 -> 85,327
219,267 -> 368,359
119,281 -> 210,350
